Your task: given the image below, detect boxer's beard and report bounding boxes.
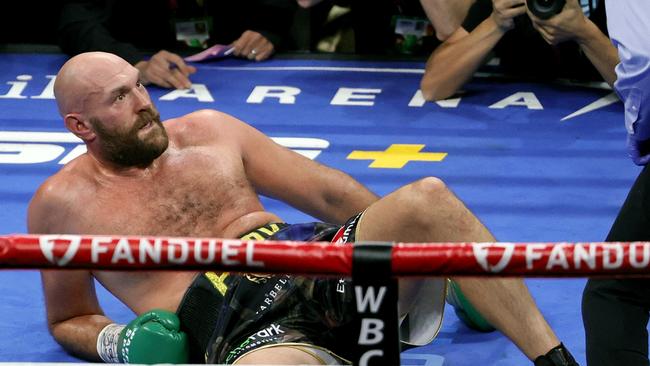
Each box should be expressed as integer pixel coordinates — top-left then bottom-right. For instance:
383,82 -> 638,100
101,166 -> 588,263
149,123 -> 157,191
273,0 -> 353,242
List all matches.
91,109 -> 169,167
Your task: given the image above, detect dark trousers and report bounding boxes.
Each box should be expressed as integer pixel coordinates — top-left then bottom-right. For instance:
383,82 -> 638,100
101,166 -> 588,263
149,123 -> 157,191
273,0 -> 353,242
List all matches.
582,165 -> 650,366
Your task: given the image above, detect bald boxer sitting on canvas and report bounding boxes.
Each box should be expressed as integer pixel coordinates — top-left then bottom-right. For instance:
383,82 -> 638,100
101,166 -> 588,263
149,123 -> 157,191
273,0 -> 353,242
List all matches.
29,51 -> 577,365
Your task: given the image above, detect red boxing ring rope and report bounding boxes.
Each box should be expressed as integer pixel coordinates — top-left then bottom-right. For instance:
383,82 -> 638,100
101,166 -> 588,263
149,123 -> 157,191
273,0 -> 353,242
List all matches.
2,234 -> 650,277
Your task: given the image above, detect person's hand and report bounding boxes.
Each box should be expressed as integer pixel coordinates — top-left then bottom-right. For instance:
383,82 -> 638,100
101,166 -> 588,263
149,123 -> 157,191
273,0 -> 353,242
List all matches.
625,88 -> 650,165
135,50 -> 197,89
627,135 -> 650,166
528,0 -> 588,45
231,30 -> 275,62
296,0 -> 324,8
490,0 -> 527,32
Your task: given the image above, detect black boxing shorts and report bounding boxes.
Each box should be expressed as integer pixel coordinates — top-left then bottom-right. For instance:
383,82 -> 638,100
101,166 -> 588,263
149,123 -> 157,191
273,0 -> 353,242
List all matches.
206,218 -> 361,364
178,213 -> 446,364
175,222 -> 290,363
176,216 -> 359,364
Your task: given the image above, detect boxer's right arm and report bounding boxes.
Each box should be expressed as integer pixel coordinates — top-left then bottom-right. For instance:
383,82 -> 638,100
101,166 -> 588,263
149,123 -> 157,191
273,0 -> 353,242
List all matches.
30,179 -> 189,364
29,180 -> 112,361
41,270 -> 111,361
41,269 -> 189,363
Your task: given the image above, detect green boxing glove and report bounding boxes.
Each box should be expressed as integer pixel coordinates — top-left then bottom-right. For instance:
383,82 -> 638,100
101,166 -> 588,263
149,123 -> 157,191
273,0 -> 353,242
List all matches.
97,309 -> 189,364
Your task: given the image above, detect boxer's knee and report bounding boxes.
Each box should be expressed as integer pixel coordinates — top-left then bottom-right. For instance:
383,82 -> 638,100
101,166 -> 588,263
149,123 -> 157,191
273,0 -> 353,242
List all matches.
399,177 -> 450,214
401,177 -> 479,233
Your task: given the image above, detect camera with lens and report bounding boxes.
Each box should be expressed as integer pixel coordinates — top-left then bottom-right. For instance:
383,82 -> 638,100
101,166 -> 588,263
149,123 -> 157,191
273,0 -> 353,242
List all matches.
526,0 -> 566,19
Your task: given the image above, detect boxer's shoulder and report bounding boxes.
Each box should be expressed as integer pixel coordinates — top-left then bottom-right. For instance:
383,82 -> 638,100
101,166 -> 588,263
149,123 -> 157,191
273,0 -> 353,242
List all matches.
28,164 -> 90,232
38,156 -> 93,196
165,109 -> 250,148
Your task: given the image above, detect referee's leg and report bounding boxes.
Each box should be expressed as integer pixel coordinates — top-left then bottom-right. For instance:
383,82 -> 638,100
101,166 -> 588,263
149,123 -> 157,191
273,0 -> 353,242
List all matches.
582,165 -> 650,366
583,278 -> 650,366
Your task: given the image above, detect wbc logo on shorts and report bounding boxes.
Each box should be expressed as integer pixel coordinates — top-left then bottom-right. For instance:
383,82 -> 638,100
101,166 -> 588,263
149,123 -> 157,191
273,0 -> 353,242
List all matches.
39,235 -> 81,266
472,243 -> 515,273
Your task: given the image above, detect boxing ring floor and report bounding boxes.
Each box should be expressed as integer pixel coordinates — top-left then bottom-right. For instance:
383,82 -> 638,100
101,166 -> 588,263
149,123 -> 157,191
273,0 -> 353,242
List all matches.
0,53 -> 640,365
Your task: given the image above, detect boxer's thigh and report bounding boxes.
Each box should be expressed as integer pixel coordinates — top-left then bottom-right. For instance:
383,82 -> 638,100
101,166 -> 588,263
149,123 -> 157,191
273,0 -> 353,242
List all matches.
356,178 -> 469,242
356,177 -> 489,244
351,179 -> 451,327
233,345 -> 336,365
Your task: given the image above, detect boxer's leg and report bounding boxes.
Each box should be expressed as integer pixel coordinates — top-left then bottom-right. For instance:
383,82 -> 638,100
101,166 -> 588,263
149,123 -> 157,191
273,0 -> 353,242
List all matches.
356,177 -> 560,360
234,346 -> 324,365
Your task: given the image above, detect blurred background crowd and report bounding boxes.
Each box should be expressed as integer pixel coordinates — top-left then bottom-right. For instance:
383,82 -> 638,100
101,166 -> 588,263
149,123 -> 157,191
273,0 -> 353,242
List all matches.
0,0 -> 609,90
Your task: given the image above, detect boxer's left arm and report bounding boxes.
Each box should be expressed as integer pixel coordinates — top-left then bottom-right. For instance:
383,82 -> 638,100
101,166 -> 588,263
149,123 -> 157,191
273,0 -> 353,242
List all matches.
240,119 -> 379,224
190,110 -> 379,224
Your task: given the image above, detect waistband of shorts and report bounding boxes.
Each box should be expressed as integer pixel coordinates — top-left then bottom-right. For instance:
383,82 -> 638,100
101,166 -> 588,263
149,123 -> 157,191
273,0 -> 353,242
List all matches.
238,222 -> 289,240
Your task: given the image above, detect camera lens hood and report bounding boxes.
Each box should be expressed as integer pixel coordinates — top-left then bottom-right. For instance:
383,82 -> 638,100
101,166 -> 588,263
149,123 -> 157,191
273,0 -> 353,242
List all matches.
526,0 -> 566,19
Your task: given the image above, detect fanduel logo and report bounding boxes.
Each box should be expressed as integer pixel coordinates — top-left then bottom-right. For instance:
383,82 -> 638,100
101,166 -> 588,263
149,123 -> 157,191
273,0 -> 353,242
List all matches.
39,235 -> 81,266
473,243 -> 515,273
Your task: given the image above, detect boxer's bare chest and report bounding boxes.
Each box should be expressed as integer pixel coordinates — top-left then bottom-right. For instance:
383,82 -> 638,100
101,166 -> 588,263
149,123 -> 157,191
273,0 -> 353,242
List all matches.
79,147 -> 261,238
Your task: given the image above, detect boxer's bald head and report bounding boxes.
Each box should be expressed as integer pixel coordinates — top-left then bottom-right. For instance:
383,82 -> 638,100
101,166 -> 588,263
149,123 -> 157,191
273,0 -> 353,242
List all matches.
54,52 -> 133,116
53,52 -> 167,167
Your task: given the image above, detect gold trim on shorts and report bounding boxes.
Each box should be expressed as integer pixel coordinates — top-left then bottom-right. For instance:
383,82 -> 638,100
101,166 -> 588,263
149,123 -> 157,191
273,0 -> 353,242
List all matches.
204,222 -> 286,295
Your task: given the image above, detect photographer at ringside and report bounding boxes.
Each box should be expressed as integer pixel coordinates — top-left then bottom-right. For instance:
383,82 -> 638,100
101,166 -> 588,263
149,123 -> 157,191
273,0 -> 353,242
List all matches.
419,0 -> 618,101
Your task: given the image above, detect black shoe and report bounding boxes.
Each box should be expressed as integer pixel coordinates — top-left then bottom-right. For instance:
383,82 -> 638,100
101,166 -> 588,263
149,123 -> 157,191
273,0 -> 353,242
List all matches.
534,343 -> 579,366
